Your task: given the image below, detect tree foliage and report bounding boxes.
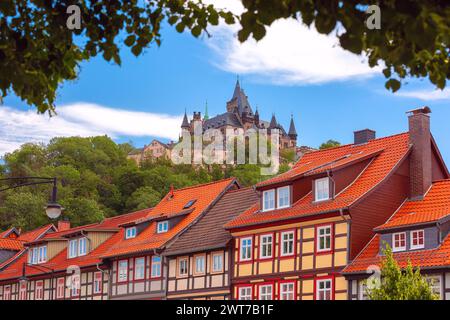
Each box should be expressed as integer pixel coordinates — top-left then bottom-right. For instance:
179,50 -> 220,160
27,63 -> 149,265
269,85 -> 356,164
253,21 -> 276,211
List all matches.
1,1 -> 448,114
366,244 -> 438,300
319,139 -> 341,150
238,1 -> 450,93
0,136 -> 276,231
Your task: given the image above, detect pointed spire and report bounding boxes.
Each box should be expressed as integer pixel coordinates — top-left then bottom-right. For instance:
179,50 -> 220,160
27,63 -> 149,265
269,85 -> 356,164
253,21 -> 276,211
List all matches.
269,113 -> 277,129
181,109 -> 190,128
255,105 -> 259,116
204,100 -> 209,120
288,113 -> 297,138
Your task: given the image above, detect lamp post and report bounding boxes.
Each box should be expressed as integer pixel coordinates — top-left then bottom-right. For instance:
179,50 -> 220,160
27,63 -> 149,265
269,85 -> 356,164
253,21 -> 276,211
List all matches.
0,177 -> 63,219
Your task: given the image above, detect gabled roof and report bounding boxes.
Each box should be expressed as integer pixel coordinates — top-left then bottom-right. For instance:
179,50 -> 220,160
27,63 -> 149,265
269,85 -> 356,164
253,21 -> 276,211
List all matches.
342,234 -> 450,274
226,133 -> 411,229
101,178 -> 238,259
163,187 -> 259,256
0,210 -> 149,280
230,80 -> 254,116
375,180 -> 450,231
0,227 -> 20,239
0,224 -> 55,270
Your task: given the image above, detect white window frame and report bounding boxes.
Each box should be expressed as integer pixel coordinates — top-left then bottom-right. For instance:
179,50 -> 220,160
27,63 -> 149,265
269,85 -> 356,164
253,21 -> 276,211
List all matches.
258,284 -> 273,300
56,278 -> 65,299
281,231 -> 295,256
178,257 -> 188,277
19,282 -> 27,300
316,225 -> 332,252
410,230 -> 425,250
134,257 -> 146,280
93,272 -> 102,294
426,275 -> 442,299
35,281 -> 44,300
3,285 -> 11,300
70,275 -> 80,298
277,186 -> 290,209
69,239 -> 78,258
359,281 -> 368,300
316,279 -> 333,300
392,232 -> 406,252
315,177 -> 330,202
262,189 -> 275,211
151,256 -> 161,278
37,246 -> 47,264
240,237 -> 252,261
212,253 -> 223,273
125,227 -> 137,239
32,247 -> 38,264
195,255 -> 205,274
280,282 -> 295,300
78,238 -> 87,256
259,234 -> 273,259
157,221 -> 169,233
118,259 -> 128,282
238,286 -> 252,300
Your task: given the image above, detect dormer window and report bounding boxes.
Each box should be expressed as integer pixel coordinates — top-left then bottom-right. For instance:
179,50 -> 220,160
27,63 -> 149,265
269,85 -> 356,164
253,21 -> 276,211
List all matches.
262,190 -> 275,211
277,186 -> 290,208
29,245 -> 47,264
315,177 -> 330,202
392,232 -> 406,252
410,230 -> 425,250
68,237 -> 88,258
157,221 -> 169,233
125,227 -> 137,239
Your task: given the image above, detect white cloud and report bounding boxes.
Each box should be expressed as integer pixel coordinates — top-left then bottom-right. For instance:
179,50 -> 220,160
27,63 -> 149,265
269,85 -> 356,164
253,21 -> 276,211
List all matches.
204,0 -> 378,85
0,103 -> 182,156
394,88 -> 450,101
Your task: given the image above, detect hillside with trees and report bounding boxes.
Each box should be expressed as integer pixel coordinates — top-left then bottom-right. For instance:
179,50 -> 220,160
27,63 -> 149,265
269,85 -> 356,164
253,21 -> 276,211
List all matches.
0,136 -> 291,231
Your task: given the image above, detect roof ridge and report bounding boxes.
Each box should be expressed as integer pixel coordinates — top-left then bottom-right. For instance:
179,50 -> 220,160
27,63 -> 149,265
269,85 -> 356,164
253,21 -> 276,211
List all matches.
170,177 -> 235,192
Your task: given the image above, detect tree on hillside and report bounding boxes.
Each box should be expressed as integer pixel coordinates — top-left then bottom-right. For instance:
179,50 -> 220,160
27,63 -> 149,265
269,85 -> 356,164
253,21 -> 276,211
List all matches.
366,245 -> 438,300
1,1 -> 448,114
319,139 -> 341,150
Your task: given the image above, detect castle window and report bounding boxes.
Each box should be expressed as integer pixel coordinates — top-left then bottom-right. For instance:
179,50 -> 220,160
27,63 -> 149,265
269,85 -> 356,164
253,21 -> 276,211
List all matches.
262,189 -> 275,211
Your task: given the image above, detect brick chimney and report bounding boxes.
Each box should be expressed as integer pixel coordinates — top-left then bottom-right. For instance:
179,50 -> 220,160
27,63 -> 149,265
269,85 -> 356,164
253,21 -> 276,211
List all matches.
58,219 -> 71,232
408,106 -> 432,200
354,129 -> 376,145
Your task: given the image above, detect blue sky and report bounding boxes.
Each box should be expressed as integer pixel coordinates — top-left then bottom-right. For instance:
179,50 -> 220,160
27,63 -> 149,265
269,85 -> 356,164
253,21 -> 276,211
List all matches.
1,2 -> 449,163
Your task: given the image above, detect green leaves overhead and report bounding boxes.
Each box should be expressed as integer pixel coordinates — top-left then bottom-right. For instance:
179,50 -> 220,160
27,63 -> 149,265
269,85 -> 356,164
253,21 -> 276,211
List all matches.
236,0 -> 449,92
0,0 -> 236,114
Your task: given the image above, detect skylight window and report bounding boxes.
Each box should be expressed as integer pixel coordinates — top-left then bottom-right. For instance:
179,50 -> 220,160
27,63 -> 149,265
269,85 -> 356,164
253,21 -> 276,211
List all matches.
183,199 -> 197,209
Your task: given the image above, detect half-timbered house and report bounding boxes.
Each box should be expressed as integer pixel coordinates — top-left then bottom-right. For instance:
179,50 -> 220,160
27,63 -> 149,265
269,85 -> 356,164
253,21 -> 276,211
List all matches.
164,187 -> 259,300
225,107 -> 449,300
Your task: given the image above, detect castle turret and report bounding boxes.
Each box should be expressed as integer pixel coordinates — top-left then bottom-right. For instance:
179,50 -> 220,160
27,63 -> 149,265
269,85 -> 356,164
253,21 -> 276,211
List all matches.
181,110 -> 190,130
269,114 -> 278,129
254,107 -> 260,126
288,114 -> 297,140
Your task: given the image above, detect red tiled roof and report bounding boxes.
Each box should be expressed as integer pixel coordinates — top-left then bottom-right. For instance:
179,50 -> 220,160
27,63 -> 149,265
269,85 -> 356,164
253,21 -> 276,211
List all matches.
0,228 -> 18,239
0,239 -> 23,251
343,234 -> 450,274
0,210 -> 150,280
101,178 -> 237,258
226,133 -> 411,229
375,180 -> 450,231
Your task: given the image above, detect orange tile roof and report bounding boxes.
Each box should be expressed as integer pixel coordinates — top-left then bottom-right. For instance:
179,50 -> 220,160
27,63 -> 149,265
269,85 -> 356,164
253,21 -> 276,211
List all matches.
226,133 -> 411,229
343,234 -> 450,274
0,239 -> 23,251
375,180 -> 450,231
0,210 -> 149,280
101,178 -> 237,258
0,225 -> 55,271
0,228 -> 19,239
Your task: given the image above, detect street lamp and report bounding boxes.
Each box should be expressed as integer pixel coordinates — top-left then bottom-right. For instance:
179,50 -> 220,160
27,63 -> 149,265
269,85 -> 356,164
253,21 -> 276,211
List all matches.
20,263 -> 56,300
0,177 -> 63,219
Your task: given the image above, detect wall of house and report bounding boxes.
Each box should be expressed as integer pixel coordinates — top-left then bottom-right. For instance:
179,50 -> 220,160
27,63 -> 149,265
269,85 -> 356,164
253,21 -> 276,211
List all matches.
109,255 -> 166,300
0,269 -> 109,300
348,270 -> 450,300
349,159 -> 410,259
166,249 -> 231,300
231,215 -> 349,300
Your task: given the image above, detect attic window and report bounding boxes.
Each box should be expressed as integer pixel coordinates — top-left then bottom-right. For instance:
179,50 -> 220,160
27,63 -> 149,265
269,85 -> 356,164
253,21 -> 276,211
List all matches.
125,227 -> 137,239
183,199 -> 197,209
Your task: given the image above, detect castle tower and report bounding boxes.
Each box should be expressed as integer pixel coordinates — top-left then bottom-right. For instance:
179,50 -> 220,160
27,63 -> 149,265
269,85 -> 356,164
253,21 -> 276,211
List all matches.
288,114 -> 298,140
